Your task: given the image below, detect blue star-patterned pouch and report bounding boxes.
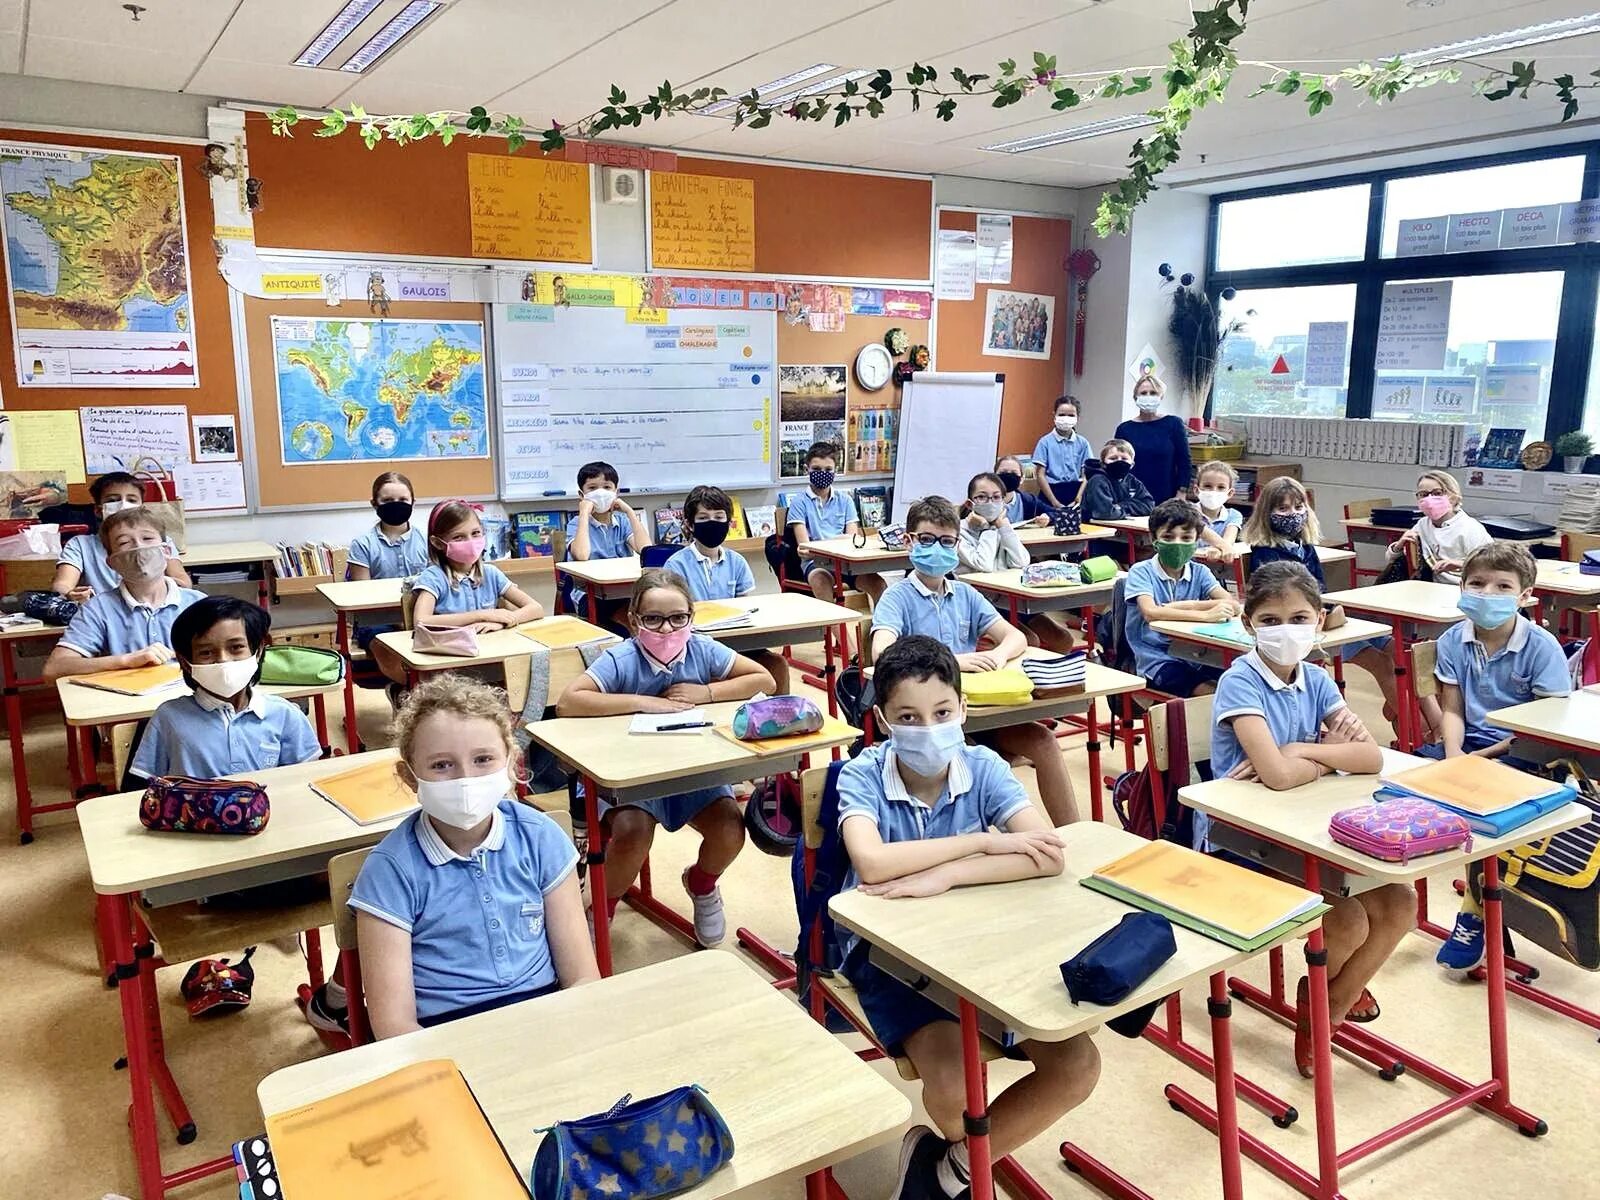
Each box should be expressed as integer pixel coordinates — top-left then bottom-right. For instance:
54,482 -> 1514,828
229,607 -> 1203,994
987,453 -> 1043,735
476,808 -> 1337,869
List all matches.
531,1086 -> 733,1200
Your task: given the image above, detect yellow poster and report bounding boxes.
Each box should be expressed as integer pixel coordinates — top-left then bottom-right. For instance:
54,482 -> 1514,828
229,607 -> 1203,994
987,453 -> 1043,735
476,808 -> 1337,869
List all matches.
649,172 -> 756,271
527,271 -> 645,309
260,273 -> 323,296
626,306 -> 669,324
467,154 -> 593,264
10,410 -> 86,482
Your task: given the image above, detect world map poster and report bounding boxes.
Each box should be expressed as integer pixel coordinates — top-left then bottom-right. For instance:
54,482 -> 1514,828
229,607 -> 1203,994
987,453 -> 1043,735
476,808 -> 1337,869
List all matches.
0,142 -> 197,387
272,317 -> 489,465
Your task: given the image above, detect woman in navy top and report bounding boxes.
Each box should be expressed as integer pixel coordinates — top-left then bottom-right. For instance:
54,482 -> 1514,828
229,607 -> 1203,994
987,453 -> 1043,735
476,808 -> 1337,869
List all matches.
1114,375 -> 1190,502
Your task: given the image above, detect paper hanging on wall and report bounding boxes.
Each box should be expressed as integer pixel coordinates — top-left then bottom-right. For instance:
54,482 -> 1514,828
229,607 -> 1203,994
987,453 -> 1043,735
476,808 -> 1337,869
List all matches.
935,230 -> 976,300
1422,375 -> 1478,418
1302,321 -> 1349,388
7,410 -> 86,481
1375,280 -> 1452,371
1485,363 -> 1542,408
80,404 -> 190,473
1127,342 -> 1165,383
467,154 -> 593,263
649,171 -> 756,271
173,461 -> 245,511
982,290 -> 1053,361
976,214 -> 1013,284
192,413 -> 237,461
1463,466 -> 1525,496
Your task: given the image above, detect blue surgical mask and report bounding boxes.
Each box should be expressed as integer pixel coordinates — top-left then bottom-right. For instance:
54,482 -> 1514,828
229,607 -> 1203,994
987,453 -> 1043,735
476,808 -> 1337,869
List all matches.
1458,591 -> 1520,630
887,718 -> 966,776
909,542 -> 959,578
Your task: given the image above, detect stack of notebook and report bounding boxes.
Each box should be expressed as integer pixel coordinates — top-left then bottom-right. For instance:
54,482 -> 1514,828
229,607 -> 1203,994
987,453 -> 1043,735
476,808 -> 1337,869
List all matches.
1379,757 -> 1577,836
1185,618 -> 1254,646
68,664 -> 184,696
693,601 -> 755,631
310,759 -> 417,825
1019,650 -> 1087,691
1083,840 -> 1327,952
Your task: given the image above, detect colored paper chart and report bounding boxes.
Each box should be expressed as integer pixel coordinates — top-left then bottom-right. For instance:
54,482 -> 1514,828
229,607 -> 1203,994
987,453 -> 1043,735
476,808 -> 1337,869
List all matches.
467,153 -> 593,263
649,172 -> 756,271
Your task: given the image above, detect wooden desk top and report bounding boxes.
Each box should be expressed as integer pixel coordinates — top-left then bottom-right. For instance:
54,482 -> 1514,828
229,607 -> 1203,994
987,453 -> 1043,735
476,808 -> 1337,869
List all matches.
315,577 -> 404,613
1534,559 -> 1600,597
831,822 -> 1318,1043
376,616 -> 617,671
57,676 -> 342,727
1489,690 -> 1600,753
1095,516 -> 1149,533
77,750 -> 409,895
257,954 -> 910,1197
0,621 -> 64,644
798,536 -> 910,567
1234,543 -> 1356,565
180,540 -> 281,568
556,555 -> 644,587
962,569 -> 1122,604
528,699 -> 859,792
1341,517 -> 1560,549
1017,523 -> 1114,547
1181,748 -> 1593,884
1151,615 -> 1391,655
1322,579 -> 1462,623
697,593 -> 860,640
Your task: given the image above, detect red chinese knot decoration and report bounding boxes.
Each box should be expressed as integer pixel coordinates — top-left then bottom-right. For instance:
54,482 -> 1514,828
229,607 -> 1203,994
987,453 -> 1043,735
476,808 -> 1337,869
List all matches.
1067,246 -> 1101,378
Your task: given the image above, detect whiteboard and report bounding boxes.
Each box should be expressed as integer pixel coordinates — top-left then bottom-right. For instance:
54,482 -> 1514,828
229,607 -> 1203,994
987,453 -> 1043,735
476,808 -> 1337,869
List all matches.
492,305 -> 776,498
891,372 -> 1004,523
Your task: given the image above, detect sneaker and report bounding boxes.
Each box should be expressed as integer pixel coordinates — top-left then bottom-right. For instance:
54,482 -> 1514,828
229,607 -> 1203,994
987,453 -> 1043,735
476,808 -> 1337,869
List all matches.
681,868 -> 726,948
1436,911 -> 1486,974
890,1126 -> 952,1200
304,982 -> 349,1034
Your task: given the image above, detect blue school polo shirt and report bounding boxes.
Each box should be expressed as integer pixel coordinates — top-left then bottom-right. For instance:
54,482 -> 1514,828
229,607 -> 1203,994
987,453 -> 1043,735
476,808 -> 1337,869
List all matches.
1204,507 -> 1244,538
835,742 -> 1031,954
411,563 -> 512,616
130,688 -> 321,778
584,634 -> 735,695
58,532 -> 180,595
564,510 -> 635,606
1123,559 -> 1223,677
1434,615 -> 1570,743
349,801 -> 578,1021
664,543 -> 756,602
58,580 -> 204,659
787,489 -> 856,540
871,575 -> 1003,655
1031,430 -> 1091,489
348,523 -> 429,579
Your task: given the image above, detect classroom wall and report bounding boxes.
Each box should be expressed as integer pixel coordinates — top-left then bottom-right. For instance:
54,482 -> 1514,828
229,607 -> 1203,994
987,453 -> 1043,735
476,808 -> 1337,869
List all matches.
0,72 -> 214,139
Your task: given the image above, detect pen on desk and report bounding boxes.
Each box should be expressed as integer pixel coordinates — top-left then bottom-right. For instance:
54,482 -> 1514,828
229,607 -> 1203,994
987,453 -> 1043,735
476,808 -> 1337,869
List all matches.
655,720 -> 713,731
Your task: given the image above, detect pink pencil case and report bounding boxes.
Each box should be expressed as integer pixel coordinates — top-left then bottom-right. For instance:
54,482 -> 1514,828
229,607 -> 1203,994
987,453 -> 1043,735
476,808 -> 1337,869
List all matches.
1327,797 -> 1472,864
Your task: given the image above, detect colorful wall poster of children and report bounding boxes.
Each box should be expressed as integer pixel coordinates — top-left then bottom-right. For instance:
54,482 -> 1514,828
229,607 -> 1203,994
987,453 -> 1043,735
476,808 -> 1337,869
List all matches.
981,289 -> 1054,360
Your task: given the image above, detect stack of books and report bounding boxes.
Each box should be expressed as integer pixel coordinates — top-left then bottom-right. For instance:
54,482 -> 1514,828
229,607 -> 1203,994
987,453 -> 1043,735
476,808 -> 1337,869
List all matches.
275,541 -> 340,578
1380,757 -> 1577,836
693,600 -> 755,631
1557,479 -> 1600,532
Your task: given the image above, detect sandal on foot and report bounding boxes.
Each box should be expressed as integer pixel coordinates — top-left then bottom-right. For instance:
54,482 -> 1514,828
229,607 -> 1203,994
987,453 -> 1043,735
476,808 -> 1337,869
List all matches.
1345,987 -> 1380,1023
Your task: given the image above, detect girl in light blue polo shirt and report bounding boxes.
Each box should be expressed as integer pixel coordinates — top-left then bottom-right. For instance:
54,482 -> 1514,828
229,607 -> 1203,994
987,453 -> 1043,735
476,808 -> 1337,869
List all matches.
347,471 -> 429,583
557,569 -> 774,949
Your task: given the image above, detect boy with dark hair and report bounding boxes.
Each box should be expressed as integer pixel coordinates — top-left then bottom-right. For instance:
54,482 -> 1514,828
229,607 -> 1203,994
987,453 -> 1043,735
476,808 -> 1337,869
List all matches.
53,471 -> 190,601
1123,498 -> 1238,697
787,441 -> 885,604
837,634 -> 1098,1200
871,496 -> 1079,824
565,459 -> 651,625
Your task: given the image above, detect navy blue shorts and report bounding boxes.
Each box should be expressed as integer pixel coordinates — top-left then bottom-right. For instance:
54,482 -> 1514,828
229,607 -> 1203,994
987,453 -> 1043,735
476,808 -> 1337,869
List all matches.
841,942 -> 954,1056
1146,658 -> 1223,697
418,979 -> 559,1028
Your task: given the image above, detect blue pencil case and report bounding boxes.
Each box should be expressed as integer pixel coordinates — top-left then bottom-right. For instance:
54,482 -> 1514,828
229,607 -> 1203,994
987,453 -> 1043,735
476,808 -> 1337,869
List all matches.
1373,783 -> 1576,837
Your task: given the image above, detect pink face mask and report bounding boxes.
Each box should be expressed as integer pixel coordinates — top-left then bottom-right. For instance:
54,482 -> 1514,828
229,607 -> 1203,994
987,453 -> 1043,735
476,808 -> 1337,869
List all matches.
442,534 -> 486,565
1418,495 -> 1453,520
636,625 -> 693,664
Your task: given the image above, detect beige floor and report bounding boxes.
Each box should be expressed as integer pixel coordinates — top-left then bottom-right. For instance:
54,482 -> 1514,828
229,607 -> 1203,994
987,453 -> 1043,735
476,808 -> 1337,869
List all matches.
5,652 -> 1600,1200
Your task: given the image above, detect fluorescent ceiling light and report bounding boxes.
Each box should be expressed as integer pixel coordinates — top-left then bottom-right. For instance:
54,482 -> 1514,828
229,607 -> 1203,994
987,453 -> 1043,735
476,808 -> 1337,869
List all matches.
1403,12 -> 1600,66
699,63 -> 870,117
340,0 -> 444,73
293,0 -> 383,68
983,114 -> 1158,154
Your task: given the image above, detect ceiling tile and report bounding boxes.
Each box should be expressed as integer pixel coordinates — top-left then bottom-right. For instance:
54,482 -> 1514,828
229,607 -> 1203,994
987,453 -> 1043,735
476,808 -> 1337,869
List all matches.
26,37 -> 206,91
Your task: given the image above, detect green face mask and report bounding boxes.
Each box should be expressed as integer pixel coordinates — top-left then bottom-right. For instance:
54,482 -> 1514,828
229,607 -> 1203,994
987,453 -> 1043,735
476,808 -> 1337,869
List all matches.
1155,539 -> 1197,570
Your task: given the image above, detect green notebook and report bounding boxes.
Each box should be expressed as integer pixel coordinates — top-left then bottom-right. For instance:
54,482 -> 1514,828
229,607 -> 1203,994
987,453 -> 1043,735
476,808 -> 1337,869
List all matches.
1186,619 -> 1254,646
1082,876 -> 1329,953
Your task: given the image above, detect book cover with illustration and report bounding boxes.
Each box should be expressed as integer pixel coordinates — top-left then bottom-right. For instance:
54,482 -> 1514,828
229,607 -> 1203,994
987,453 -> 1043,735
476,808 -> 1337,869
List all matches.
513,511 -> 564,558
654,505 -> 686,545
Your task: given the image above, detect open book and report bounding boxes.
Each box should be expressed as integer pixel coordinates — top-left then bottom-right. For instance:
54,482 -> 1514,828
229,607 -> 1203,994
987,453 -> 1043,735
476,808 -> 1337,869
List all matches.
68,663 -> 184,696
310,759 -> 416,825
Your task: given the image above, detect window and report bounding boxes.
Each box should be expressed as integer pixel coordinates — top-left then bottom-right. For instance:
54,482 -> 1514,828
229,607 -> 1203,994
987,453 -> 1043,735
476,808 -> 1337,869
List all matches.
1211,284 -> 1357,418
1214,184 -> 1370,271
1371,271 -> 1563,434
1381,156 -> 1584,257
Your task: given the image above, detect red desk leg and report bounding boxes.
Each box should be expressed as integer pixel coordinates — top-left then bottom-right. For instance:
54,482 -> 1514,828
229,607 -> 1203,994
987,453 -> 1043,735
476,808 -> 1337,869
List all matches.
312,694 -> 331,753
1388,615 -> 1415,752
586,590 -> 600,627
102,892 -> 166,1199
1208,971 -> 1246,1200
959,999 -> 995,1200
3,641 -> 34,843
1086,691 -> 1103,823
336,611 -> 360,753
583,773 -> 612,977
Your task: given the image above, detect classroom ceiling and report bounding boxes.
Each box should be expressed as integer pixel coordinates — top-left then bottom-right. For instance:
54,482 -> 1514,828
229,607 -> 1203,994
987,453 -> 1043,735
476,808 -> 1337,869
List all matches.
4,0 -> 1599,192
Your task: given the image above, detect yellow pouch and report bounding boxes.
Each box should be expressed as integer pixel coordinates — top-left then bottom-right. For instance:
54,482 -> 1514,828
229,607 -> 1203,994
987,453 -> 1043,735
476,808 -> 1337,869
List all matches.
959,668 -> 1035,706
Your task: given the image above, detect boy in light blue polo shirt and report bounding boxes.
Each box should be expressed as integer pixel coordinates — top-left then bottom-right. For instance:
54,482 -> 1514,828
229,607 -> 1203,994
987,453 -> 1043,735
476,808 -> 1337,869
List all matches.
130,596 -> 321,781
1123,499 -> 1237,697
1031,395 -> 1090,508
564,460 -> 650,627
1428,540 -> 1571,973
833,634 -> 1097,1200
787,440 -> 885,605
46,508 -> 204,681
870,496 -> 1079,825
52,472 -> 188,601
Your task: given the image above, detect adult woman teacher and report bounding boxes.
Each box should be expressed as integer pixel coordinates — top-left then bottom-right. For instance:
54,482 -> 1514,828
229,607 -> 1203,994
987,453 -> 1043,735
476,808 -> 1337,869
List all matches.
1114,374 -> 1190,502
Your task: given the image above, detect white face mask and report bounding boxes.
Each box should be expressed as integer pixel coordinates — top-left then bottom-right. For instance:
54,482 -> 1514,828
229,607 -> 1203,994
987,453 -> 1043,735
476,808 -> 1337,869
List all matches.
885,717 -> 966,776
1135,393 -> 1161,413
189,656 -> 259,699
110,544 -> 168,583
101,498 -> 140,516
1055,415 -> 1078,433
1196,488 -> 1230,513
586,488 -> 617,514
414,769 -> 510,830
1253,623 -> 1318,667
972,500 -> 1004,521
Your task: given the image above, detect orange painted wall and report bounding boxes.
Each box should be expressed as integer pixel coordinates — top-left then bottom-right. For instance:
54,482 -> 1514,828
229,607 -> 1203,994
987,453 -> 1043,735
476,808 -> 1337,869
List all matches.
932,210 -> 1072,457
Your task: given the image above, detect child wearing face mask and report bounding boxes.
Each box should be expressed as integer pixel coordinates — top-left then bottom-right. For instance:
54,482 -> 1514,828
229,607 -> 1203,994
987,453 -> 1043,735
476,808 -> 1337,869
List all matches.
1212,561 -> 1411,1077
1388,470 -> 1489,585
52,471 -> 189,602
788,441 -> 887,605
1123,499 -> 1237,698
1031,395 -> 1090,509
566,459 -> 650,628
347,471 -> 429,583
834,635 -> 1097,1200
350,674 -> 599,1039
959,473 -> 1076,654
1082,438 -> 1155,523
557,570 -> 775,947
1193,459 -> 1244,565
992,456 -> 1052,527
45,508 -> 204,682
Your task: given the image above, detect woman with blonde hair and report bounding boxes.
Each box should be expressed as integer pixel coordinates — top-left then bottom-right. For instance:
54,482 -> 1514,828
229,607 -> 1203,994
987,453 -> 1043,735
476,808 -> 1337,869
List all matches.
1113,373 -> 1190,503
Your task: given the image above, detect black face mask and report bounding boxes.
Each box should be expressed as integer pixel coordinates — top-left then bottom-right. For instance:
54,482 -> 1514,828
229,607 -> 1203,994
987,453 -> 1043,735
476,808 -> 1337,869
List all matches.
375,500 -> 413,526
693,519 -> 730,549
997,472 -> 1023,494
1104,460 -> 1133,481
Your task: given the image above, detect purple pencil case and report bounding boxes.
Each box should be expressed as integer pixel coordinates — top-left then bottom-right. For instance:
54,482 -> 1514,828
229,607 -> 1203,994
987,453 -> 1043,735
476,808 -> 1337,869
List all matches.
1327,797 -> 1472,864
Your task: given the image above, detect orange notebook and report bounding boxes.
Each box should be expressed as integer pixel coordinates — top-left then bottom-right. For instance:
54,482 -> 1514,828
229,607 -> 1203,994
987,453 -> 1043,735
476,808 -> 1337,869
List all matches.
1382,756 -> 1557,816
69,663 -> 184,696
693,600 -> 745,625
518,618 -> 611,650
266,1059 -> 526,1200
310,759 -> 416,825
1091,840 -> 1322,940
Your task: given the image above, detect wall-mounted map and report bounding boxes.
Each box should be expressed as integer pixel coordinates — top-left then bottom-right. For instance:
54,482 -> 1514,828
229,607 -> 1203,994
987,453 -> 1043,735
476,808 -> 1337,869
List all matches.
272,317 -> 488,465
0,142 -> 197,387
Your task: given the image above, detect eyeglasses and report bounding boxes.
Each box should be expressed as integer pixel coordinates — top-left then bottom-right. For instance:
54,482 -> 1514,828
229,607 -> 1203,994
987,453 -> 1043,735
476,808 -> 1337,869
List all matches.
970,493 -> 1003,504
636,611 -> 693,631
912,534 -> 959,549
1415,489 -> 1447,500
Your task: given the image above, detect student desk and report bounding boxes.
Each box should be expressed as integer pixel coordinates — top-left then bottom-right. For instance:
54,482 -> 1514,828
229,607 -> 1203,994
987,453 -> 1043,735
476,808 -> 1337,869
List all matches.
257,953 -> 911,1200
556,554 -> 641,625
2,622 -> 65,843
1232,543 -> 1357,592
1179,752 -> 1591,1200
1322,579 -> 1462,752
1092,515 -> 1150,561
179,540 -> 280,608
1532,560 -> 1600,654
1150,616 -> 1390,677
374,616 -> 616,691
526,700 -> 858,976
962,569 -> 1120,651
1489,689 -> 1600,762
691,593 -> 862,718
830,820 -> 1321,1200
315,577 -> 408,752
78,750 -> 412,1200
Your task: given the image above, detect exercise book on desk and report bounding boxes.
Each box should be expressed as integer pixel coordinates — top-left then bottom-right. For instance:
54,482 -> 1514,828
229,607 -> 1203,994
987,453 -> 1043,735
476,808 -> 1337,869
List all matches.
1382,756 -> 1571,816
67,663 -> 184,696
265,1059 -> 526,1200
693,600 -> 756,631
630,708 -> 711,734
517,618 -> 612,650
310,759 -> 416,825
1186,619 -> 1253,646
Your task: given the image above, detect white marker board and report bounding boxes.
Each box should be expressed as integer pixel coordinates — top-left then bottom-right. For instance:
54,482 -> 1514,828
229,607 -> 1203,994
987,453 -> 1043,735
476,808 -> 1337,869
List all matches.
891,371 -> 1004,523
492,305 -> 776,498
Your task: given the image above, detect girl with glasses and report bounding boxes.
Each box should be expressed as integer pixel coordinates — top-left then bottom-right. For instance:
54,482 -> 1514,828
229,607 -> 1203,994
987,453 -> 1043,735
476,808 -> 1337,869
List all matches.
1386,469 -> 1490,586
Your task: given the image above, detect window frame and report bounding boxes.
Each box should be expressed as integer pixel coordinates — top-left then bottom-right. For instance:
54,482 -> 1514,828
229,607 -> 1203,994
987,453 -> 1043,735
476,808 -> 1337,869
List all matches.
1205,142 -> 1600,441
